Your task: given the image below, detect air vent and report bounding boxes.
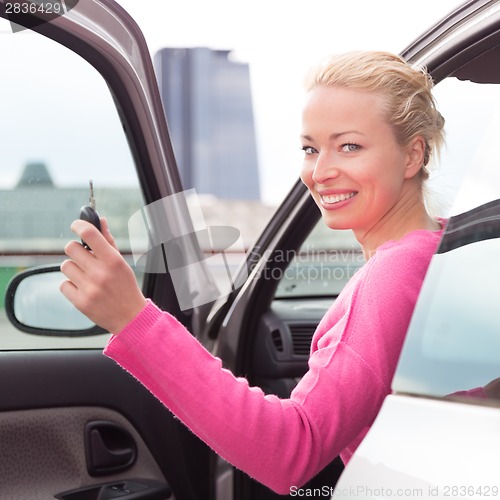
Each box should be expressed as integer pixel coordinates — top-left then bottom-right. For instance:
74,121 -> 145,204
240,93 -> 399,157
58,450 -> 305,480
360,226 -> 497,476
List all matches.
271,329 -> 284,352
289,324 -> 316,356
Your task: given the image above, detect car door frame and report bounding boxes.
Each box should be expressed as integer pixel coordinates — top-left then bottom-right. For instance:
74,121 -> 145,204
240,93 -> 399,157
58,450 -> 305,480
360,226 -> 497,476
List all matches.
0,1 -> 216,499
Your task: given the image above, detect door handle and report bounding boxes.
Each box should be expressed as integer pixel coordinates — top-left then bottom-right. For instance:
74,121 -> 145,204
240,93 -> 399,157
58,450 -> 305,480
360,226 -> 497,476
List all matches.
85,421 -> 137,476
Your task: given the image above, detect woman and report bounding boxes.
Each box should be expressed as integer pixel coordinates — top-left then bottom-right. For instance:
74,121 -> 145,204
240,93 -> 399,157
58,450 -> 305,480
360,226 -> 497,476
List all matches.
60,51 -> 445,494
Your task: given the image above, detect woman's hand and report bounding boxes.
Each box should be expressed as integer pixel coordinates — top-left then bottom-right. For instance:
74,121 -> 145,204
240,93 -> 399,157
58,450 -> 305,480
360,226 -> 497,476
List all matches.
60,218 -> 147,334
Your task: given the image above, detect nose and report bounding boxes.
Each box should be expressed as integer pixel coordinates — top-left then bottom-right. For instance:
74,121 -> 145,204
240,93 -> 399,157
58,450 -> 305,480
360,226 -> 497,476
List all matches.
311,153 -> 341,185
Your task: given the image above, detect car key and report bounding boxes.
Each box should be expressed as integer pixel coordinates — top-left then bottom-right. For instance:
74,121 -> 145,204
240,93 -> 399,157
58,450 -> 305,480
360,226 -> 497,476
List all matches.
80,179 -> 101,249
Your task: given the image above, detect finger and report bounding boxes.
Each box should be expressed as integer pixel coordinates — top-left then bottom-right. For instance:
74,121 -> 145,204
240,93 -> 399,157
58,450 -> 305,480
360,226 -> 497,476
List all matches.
59,279 -> 94,319
59,278 -> 78,303
64,240 -> 96,269
60,258 -> 85,285
100,217 -> 119,250
70,220 -> 118,259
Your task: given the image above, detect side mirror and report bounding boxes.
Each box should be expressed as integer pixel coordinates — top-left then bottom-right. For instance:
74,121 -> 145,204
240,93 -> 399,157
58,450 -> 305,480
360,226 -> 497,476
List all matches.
5,265 -> 105,336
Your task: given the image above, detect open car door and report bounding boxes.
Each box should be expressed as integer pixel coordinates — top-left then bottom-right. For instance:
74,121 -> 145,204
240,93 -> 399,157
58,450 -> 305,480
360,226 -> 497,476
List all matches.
0,1 -> 214,499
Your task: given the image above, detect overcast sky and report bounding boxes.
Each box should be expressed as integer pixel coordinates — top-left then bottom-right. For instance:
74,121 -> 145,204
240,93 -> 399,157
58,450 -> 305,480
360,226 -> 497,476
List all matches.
114,0 -> 465,203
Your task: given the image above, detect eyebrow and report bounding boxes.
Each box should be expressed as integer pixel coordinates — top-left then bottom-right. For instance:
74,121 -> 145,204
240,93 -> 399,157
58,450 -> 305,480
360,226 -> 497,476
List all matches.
301,131 -> 364,141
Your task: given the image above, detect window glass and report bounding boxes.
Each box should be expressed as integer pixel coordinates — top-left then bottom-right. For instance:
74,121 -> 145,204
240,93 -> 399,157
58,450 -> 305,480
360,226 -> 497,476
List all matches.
274,222 -> 363,299
0,28 -> 146,349
393,76 -> 500,397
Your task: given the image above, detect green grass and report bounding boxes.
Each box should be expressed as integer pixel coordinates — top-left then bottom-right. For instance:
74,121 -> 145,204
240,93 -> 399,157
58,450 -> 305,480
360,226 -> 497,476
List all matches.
0,267 -> 23,309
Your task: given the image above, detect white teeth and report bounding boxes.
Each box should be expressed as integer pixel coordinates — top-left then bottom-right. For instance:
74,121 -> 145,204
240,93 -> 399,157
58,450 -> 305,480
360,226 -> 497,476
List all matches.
321,192 -> 356,204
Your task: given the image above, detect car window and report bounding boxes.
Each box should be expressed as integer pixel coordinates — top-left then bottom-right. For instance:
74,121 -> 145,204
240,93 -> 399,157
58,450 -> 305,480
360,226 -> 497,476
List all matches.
393,75 -> 500,397
274,222 -> 363,299
0,25 -> 146,349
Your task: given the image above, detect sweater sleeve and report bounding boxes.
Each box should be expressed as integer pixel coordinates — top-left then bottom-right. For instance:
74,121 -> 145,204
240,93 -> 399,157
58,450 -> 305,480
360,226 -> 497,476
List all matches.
103,231 -> 441,494
105,300 -> 327,493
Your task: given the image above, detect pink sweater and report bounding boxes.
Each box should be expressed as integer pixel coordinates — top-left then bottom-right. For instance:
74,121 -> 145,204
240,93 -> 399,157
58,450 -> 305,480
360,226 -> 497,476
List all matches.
104,228 -> 443,494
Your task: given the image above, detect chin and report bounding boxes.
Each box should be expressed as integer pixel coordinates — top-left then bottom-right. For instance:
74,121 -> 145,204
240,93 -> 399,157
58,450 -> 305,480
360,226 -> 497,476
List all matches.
322,215 -> 352,231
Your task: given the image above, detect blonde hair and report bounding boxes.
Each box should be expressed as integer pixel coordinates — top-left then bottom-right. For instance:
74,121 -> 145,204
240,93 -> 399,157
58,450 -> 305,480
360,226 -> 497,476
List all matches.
304,51 -> 445,178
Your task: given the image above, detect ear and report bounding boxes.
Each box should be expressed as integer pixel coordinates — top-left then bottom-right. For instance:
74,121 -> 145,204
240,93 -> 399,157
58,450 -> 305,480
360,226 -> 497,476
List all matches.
404,136 -> 426,179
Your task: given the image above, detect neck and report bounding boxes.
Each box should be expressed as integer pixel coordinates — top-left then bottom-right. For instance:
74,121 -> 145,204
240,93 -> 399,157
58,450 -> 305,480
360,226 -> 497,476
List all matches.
355,186 -> 440,260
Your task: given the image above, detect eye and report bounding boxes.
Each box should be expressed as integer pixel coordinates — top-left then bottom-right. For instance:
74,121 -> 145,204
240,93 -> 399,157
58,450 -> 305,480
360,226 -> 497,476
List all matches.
302,146 -> 318,155
341,143 -> 360,153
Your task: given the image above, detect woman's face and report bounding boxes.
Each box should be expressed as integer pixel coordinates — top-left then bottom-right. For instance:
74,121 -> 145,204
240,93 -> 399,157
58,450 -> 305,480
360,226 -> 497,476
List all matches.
300,85 -> 420,238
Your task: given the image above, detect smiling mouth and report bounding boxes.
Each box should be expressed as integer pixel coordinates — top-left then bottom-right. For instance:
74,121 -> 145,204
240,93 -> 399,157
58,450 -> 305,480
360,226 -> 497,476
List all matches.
320,192 -> 357,204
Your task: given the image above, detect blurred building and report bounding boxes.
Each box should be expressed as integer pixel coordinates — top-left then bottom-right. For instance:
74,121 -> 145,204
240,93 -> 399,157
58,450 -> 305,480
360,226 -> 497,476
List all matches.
0,163 -> 143,253
154,47 -> 261,200
0,163 -> 274,254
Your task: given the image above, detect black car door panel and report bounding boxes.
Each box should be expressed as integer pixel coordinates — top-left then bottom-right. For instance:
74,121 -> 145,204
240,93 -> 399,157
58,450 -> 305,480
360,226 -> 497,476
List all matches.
0,351 -> 210,500
0,406 -> 166,499
0,1 -> 211,498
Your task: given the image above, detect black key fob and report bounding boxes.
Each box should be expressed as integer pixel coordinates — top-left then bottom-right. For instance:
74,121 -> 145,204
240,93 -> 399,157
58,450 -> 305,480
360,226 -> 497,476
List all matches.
80,205 -> 101,230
